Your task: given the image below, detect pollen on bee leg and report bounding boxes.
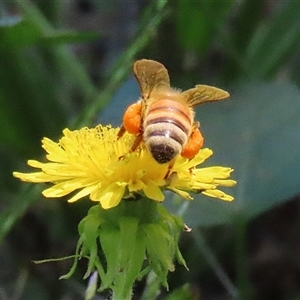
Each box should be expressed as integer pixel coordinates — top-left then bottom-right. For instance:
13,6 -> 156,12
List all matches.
123,102 -> 142,135
181,127 -> 204,160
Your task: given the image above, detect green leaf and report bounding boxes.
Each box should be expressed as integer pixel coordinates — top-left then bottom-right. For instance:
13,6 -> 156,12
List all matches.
231,0 -> 264,53
177,81 -> 300,226
176,0 -> 234,55
0,46 -> 68,155
40,30 -> 100,46
244,1 -> 300,78
11,0 -> 99,111
0,17 -> 41,48
0,90 -> 29,152
0,184 -> 40,244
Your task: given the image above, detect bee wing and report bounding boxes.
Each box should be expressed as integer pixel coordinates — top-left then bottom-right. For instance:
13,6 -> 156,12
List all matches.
181,84 -> 230,107
133,59 -> 170,99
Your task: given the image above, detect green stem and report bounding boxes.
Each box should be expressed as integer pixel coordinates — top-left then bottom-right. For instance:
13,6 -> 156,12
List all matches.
193,228 -> 239,299
112,277 -> 133,300
234,215 -> 253,300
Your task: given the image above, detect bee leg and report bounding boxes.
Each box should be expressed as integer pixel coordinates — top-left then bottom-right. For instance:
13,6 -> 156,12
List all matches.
118,133 -> 143,161
164,160 -> 175,179
130,133 -> 143,152
181,123 -> 204,159
117,125 -> 126,139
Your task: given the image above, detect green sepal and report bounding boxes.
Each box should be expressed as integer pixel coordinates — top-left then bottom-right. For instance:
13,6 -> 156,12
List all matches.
118,217 -> 145,294
98,216 -> 146,298
33,254 -> 83,281
60,206 -> 105,280
98,223 -> 121,290
158,205 -> 188,270
59,236 -> 84,280
78,206 -> 106,279
142,223 -> 174,289
59,198 -> 189,297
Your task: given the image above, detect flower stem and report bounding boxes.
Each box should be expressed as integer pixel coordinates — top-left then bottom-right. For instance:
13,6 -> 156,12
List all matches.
233,215 -> 253,300
112,282 -> 132,300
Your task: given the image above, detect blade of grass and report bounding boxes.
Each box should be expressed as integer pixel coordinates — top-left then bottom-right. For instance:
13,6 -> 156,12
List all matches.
0,185 -> 42,244
244,1 -> 300,78
193,228 -> 239,299
15,0 -> 99,104
73,0 -> 169,128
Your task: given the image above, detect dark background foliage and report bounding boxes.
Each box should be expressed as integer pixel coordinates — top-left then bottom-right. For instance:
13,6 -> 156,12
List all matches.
1,1 -> 300,299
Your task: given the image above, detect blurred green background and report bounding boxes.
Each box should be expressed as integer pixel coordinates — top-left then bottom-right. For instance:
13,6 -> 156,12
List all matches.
1,0 -> 300,299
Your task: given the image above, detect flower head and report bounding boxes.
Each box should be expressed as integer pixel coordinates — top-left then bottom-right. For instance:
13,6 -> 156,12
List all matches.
13,125 -> 236,209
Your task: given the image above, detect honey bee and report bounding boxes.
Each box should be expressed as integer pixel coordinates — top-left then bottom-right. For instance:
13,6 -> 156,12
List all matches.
118,59 -> 230,164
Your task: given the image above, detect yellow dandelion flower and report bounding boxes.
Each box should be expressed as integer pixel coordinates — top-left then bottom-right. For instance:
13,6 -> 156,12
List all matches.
13,125 -> 236,209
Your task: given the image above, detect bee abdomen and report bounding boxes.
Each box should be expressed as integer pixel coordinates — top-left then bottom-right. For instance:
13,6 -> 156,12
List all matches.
146,136 -> 179,164
144,122 -> 186,145
143,100 -> 193,163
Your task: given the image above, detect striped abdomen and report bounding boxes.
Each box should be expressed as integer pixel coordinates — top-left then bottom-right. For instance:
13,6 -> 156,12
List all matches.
143,99 -> 193,164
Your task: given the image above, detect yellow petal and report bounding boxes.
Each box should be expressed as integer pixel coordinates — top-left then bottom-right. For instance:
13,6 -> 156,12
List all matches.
167,187 -> 193,200
88,180 -> 125,209
202,189 -> 234,201
97,184 -> 125,209
68,185 -> 99,203
13,125 -> 236,207
143,182 -> 165,201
